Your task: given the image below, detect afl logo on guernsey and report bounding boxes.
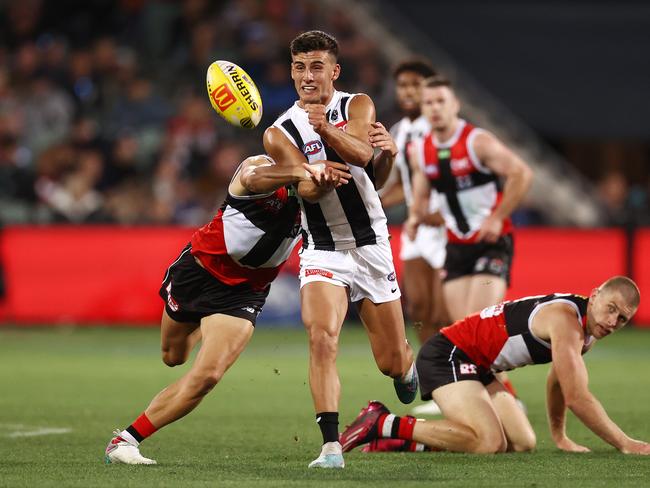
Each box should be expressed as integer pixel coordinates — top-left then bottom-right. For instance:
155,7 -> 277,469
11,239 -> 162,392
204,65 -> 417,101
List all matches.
303,140 -> 323,156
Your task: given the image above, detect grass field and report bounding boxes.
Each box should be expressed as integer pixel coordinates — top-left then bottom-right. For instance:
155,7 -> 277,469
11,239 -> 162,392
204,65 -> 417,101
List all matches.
1,325 -> 649,487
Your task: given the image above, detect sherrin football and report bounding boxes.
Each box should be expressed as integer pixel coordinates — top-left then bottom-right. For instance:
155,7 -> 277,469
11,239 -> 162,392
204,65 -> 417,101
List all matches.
206,60 -> 262,129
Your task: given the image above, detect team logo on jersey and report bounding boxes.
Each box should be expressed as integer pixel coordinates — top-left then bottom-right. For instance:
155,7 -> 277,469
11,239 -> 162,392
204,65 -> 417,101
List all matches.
330,109 -> 339,121
303,140 -> 323,156
387,271 -> 396,282
451,157 -> 471,173
459,363 -> 478,375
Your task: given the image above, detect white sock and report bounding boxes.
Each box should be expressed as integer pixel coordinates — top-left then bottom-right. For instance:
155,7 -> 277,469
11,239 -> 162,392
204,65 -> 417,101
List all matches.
400,363 -> 415,384
119,429 -> 139,446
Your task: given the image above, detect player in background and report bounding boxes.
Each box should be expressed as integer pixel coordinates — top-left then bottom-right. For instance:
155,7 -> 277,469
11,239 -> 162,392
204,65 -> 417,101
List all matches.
406,74 -> 533,399
104,155 -> 350,465
264,30 -> 416,469
341,276 -> 650,456
380,59 -> 450,346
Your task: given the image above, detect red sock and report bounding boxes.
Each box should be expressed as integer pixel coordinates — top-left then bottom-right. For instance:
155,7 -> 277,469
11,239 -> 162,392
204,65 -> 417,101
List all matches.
376,413 -> 416,440
501,378 -> 518,397
126,412 -> 158,443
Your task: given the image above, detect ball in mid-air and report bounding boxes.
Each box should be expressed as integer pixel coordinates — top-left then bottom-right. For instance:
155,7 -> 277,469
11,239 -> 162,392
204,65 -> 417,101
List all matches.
206,60 -> 262,129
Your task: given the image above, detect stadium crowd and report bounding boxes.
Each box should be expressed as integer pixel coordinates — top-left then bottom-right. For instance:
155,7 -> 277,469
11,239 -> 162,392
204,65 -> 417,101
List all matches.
0,0 -> 648,227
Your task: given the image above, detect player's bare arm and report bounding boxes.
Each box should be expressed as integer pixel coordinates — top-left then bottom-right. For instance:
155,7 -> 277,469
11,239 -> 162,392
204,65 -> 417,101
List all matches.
379,175 -> 405,208
473,131 -> 533,243
546,365 -> 591,453
307,94 -> 375,167
368,122 -> 397,190
540,305 -> 650,454
234,156 -> 306,196
405,144 -> 431,240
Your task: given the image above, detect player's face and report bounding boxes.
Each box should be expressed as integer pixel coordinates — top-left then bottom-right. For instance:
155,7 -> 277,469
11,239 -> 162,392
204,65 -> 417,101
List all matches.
421,86 -> 460,131
291,51 -> 340,105
395,71 -> 424,117
586,288 -> 636,339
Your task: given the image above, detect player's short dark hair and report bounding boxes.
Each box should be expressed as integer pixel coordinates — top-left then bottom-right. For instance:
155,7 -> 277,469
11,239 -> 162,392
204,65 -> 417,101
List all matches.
290,30 -> 339,59
422,75 -> 453,89
393,58 -> 437,80
600,276 -> 640,309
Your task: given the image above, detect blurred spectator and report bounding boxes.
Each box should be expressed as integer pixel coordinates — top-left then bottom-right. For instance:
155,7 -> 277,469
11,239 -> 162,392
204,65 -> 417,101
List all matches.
597,171 -> 629,226
0,0 -> 571,226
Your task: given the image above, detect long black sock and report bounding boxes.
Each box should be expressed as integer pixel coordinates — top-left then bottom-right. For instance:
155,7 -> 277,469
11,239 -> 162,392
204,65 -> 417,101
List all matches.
316,412 -> 339,444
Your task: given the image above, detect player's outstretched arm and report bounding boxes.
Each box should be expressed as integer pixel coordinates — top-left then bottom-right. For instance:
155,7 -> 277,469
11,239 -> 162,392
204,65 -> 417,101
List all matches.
547,308 -> 650,454
546,365 -> 590,453
298,161 -> 351,203
473,131 -> 533,243
307,94 -> 375,167
237,156 -> 307,195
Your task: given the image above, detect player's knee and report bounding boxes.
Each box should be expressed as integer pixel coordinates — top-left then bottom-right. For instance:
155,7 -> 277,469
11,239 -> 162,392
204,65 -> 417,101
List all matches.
511,431 -> 536,452
474,432 -> 508,454
406,298 -> 428,323
162,348 -> 186,367
306,326 -> 339,360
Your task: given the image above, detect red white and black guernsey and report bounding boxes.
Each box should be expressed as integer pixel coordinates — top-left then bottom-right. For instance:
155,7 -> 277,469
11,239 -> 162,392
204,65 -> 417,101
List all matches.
272,90 -> 389,251
190,183 -> 301,291
442,293 -> 594,372
412,119 -> 513,244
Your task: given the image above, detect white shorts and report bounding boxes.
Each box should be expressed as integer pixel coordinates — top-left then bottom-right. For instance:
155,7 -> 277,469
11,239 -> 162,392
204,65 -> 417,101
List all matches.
299,240 -> 401,303
400,225 -> 447,269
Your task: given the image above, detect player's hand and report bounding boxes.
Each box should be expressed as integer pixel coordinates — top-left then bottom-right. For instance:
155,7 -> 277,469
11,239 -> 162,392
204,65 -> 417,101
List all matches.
476,214 -> 503,243
619,438 -> 650,455
405,215 -> 420,241
305,104 -> 329,133
555,436 -> 591,453
303,162 -> 351,189
368,122 -> 397,157
421,211 -> 445,227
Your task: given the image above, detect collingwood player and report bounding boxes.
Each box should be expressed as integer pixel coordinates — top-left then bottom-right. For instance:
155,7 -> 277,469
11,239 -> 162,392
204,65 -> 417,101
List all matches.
381,59 -> 450,347
104,155 -> 350,465
263,30 -> 417,469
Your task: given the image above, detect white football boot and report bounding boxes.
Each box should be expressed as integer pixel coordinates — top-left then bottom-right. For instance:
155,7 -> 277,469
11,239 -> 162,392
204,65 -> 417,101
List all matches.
105,430 -> 157,465
308,441 -> 345,469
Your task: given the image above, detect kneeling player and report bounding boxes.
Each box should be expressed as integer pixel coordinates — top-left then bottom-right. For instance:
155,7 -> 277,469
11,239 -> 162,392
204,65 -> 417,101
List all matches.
340,276 -> 650,455
105,155 -> 350,464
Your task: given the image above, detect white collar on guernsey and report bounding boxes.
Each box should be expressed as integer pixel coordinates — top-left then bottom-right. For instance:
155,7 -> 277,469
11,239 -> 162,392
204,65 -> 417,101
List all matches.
433,119 -> 466,148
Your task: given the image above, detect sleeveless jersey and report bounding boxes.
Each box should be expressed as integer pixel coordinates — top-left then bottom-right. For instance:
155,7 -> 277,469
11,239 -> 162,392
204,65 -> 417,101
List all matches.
413,119 -> 513,243
441,293 -> 594,372
272,90 -> 389,251
190,172 -> 301,290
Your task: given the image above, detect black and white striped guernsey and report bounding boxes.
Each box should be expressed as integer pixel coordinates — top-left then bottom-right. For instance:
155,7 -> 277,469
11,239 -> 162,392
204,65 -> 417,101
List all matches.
272,90 -> 389,251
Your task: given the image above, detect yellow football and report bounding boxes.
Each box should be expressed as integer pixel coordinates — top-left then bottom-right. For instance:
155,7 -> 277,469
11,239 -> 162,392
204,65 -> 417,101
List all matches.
206,60 -> 263,129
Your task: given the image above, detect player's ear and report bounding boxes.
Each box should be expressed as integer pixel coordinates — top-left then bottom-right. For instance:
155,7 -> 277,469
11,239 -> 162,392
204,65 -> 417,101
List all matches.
332,64 -> 341,81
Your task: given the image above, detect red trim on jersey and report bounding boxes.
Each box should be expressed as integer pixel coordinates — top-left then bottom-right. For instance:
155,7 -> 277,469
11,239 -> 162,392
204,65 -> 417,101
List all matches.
441,311 -> 509,369
190,207 -> 283,291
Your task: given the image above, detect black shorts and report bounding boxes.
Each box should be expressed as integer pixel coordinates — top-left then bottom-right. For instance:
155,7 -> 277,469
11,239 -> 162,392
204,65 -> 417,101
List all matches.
159,244 -> 269,326
444,234 -> 513,285
416,333 -> 496,400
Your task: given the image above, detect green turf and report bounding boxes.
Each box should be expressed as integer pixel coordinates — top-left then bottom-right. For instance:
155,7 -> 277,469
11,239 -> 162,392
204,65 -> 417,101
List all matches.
0,325 -> 649,487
